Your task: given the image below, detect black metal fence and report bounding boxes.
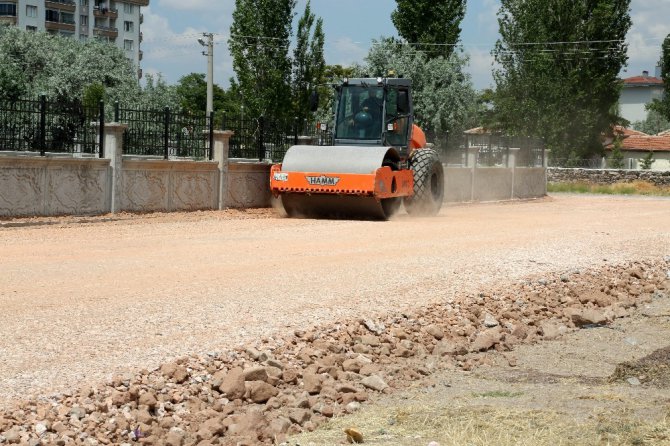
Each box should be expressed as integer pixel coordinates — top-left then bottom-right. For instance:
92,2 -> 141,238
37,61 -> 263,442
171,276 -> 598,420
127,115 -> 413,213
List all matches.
0,96 -> 103,156
115,103 -> 214,160
436,133 -> 545,168
223,114 -> 333,162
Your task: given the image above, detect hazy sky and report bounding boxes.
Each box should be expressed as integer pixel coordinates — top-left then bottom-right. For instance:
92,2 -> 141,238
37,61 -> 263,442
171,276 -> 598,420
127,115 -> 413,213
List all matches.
141,0 -> 670,90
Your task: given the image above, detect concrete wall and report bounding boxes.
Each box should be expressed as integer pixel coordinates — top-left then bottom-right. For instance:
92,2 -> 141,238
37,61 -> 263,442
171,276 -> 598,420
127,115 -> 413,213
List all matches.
226,163 -> 272,208
0,129 -> 547,218
0,156 -> 110,217
473,167 -> 513,201
121,159 -> 219,213
515,168 -> 548,199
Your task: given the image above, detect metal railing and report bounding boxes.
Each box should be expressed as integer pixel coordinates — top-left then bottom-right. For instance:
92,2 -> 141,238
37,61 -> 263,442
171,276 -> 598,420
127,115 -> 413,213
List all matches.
222,114 -> 333,162
0,96 -> 103,156
115,102 -> 214,160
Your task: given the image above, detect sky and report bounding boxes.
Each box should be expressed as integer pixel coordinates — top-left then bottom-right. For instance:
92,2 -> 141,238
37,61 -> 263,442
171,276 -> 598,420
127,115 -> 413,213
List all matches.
141,0 -> 670,91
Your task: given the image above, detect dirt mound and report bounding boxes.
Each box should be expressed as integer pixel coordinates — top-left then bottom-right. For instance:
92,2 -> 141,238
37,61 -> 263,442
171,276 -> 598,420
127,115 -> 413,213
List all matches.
611,345 -> 670,387
0,259 -> 668,445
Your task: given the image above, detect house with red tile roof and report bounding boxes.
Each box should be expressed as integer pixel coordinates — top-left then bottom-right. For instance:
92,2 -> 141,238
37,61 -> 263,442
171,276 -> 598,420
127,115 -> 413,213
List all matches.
620,70 -> 664,123
605,126 -> 670,170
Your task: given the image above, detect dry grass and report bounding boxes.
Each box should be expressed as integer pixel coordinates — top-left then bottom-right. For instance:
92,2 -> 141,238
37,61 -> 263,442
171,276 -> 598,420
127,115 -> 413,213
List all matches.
290,404 -> 670,446
548,181 -> 670,196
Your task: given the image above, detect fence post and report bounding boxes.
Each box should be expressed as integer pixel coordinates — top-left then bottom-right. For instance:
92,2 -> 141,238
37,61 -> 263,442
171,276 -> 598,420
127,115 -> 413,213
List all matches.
39,95 -> 46,156
114,101 -> 120,122
466,138 -> 479,202
508,147 -> 520,199
212,130 -> 234,210
221,111 -> 227,131
209,111 -> 215,161
163,107 -> 170,160
102,123 -> 129,213
258,115 -> 265,162
294,117 -> 299,146
98,100 -> 106,158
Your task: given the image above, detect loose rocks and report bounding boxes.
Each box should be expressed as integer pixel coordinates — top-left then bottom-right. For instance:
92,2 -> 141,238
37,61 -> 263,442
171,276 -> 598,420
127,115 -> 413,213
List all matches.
0,259 -> 666,445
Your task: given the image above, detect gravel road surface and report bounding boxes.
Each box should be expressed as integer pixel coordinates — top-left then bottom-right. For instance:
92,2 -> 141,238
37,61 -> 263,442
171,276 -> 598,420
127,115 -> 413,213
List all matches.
0,194 -> 668,407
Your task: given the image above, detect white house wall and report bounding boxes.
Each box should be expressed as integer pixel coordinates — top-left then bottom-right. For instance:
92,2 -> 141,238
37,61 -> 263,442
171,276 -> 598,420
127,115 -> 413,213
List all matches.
620,87 -> 664,123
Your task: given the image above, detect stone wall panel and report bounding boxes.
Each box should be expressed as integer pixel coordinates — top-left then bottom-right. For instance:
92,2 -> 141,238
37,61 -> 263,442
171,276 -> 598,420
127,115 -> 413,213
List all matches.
47,165 -> 108,215
0,168 -> 43,217
172,171 -> 218,211
548,168 -> 670,186
122,169 -> 169,212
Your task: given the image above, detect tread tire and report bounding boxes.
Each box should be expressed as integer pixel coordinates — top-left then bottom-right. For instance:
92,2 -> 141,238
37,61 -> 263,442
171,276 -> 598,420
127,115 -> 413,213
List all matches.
404,148 -> 444,216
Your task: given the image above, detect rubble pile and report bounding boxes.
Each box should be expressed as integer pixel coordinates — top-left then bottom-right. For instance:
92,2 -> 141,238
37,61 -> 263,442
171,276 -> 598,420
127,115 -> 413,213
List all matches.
0,259 -> 668,446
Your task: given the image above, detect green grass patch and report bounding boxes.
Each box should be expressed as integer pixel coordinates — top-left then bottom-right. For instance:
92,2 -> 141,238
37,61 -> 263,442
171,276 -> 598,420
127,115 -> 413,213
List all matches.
548,181 -> 670,196
473,390 -> 524,398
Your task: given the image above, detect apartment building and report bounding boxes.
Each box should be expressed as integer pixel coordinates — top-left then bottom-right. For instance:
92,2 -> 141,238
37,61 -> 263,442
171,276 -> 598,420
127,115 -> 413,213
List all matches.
0,0 -> 149,78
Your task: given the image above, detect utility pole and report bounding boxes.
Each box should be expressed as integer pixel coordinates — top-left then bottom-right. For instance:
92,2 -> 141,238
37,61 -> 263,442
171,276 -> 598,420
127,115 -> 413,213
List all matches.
198,33 -> 214,115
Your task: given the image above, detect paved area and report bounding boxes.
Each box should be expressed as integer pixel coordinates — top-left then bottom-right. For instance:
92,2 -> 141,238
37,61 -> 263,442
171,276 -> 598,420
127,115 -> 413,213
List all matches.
0,195 -> 668,406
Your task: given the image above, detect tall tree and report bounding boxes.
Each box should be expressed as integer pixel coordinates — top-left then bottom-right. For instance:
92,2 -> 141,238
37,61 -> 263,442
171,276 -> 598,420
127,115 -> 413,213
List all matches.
648,34 -> 670,121
229,0 -> 296,120
292,1 -> 326,123
492,0 -> 632,163
391,0 -> 466,59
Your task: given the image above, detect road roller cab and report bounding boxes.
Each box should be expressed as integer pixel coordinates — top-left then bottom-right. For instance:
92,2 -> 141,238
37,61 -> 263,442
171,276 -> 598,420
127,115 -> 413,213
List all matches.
270,77 -> 444,220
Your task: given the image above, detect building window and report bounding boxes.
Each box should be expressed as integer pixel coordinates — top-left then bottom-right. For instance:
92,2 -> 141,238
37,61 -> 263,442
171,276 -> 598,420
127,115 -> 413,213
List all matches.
123,39 -> 133,51
0,3 -> 17,16
26,5 -> 37,18
123,3 -> 134,14
45,9 -> 59,22
80,15 -> 88,25
81,0 -> 89,7
80,33 -> 88,40
123,20 -> 133,32
26,25 -> 38,32
61,12 -> 74,24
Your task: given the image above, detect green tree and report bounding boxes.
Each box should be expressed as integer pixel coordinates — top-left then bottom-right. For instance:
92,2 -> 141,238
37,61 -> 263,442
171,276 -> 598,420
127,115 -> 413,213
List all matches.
175,73 -> 228,114
492,0 -> 632,163
391,0 -> 466,59
135,74 -> 180,110
229,0 -> 296,120
0,26 -> 140,105
648,34 -> 670,120
292,1 -> 325,124
639,151 -> 655,170
609,137 -> 625,169
632,109 -> 670,135
364,38 -> 478,140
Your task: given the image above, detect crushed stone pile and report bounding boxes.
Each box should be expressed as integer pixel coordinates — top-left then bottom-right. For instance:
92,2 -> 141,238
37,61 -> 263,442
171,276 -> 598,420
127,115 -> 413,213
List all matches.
0,259 -> 668,446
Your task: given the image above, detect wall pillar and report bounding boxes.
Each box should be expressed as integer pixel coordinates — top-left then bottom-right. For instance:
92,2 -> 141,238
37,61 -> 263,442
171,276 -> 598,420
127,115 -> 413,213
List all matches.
467,146 -> 479,202
103,123 -> 128,213
212,130 -> 234,210
508,147 -> 520,199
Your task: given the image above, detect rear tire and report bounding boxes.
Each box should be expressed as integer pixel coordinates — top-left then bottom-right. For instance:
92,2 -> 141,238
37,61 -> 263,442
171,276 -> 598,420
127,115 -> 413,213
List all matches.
404,148 -> 444,216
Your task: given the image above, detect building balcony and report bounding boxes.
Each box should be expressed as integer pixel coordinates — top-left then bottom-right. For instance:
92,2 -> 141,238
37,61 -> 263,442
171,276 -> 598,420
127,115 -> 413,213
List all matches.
93,25 -> 118,38
139,13 -> 143,24
93,6 -> 118,18
138,50 -> 143,61
45,21 -> 76,32
45,0 -> 76,12
124,0 -> 149,6
0,16 -> 17,26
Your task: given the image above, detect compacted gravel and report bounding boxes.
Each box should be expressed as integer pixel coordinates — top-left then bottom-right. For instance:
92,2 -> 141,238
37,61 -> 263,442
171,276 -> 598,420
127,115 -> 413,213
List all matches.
0,194 -> 668,410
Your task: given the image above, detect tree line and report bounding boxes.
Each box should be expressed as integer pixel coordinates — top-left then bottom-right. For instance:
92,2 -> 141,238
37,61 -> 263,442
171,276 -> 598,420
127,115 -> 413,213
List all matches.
1,0 -> 669,163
